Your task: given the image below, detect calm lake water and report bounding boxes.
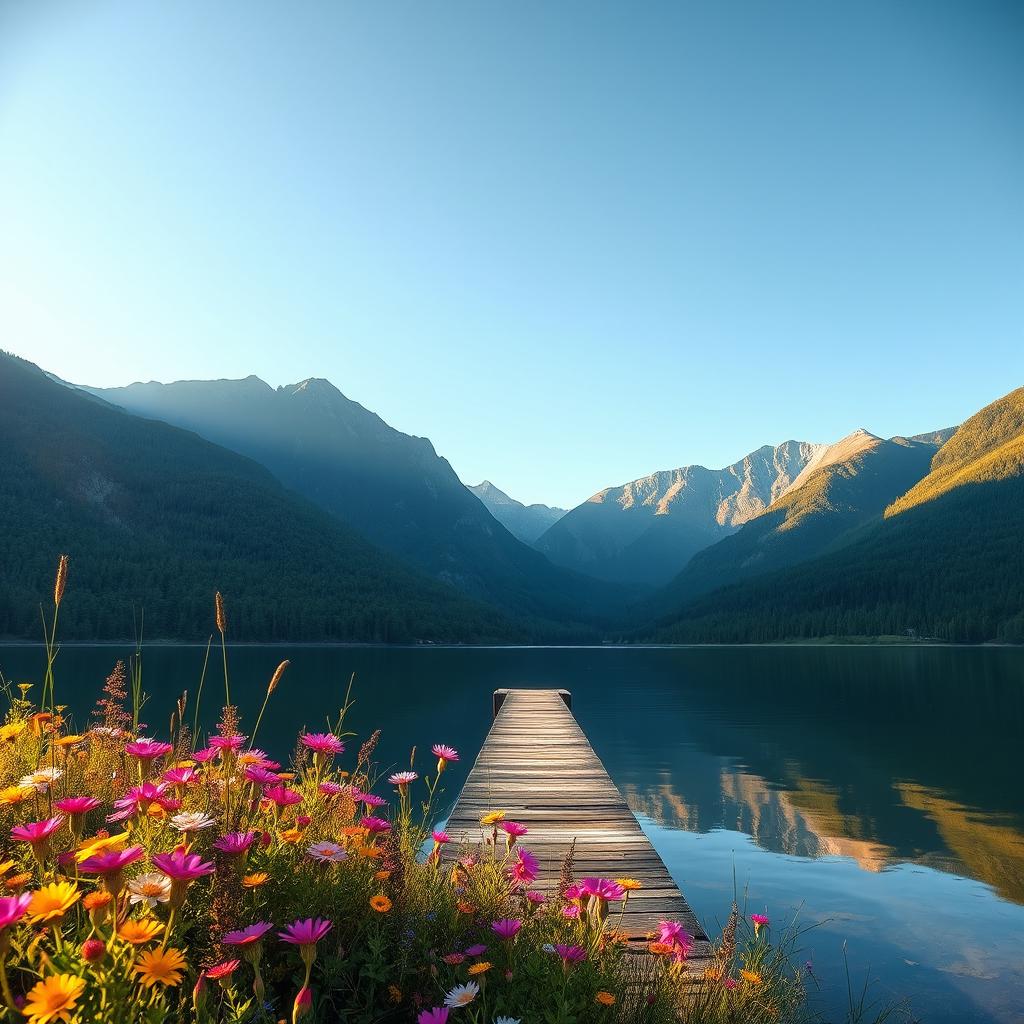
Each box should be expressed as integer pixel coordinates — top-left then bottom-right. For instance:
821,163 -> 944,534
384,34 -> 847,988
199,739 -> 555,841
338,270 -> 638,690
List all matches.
2,644 -> 1022,1023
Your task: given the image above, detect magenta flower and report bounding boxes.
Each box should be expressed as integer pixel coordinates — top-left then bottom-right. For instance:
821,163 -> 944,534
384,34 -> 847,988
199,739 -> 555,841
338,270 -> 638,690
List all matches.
464,944 -> 487,956
110,782 -> 173,820
751,913 -> 770,935
442,952 -> 466,965
54,797 -> 102,815
498,821 -> 528,846
418,1009 -> 450,1024
152,848 -> 216,881
163,767 -> 200,787
245,765 -> 280,786
279,917 -> 332,968
388,771 -> 418,787
360,793 -> 387,809
214,831 -> 257,856
555,943 -> 586,964
723,977 -> 738,990
526,890 -> 545,904
360,816 -> 391,834
563,884 -> 581,901
431,744 -> 459,762
318,781 -> 343,796
657,920 -> 694,955
507,847 -> 538,885
124,738 -> 174,761
562,905 -> 580,919
223,921 -> 274,947
579,878 -> 625,902
431,830 -> 451,844
78,845 -> 146,875
0,893 -> 32,930
193,746 -> 218,763
491,918 -> 522,940
300,732 -> 345,756
209,734 -> 245,753
263,784 -> 302,808
11,816 -> 64,859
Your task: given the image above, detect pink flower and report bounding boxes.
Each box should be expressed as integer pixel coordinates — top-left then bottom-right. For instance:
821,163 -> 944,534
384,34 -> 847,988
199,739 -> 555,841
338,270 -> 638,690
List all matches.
441,952 -> 465,965
223,921 -> 273,947
431,830 -> 450,845
193,747 -> 218,763
54,797 -> 102,815
11,816 -> 63,856
579,878 -> 625,902
657,920 -> 694,957
279,917 -> 333,947
318,781 -> 343,796
306,842 -> 347,863
507,847 -> 538,885
124,738 -> 174,761
244,765 -> 280,786
78,845 -> 145,875
463,944 -> 487,956
263,784 -> 302,808
163,766 -> 199,786
214,831 -> 257,856
723,977 -> 738,990
525,890 -> 545,904
361,792 -> 387,808
209,734 -> 245,753
751,913 -> 770,935
81,937 -> 106,962
499,821 -> 528,838
561,905 -> 580,919
563,884 -> 581,901
388,771 -> 418,787
300,733 -> 345,756
109,782 -> 174,821
418,1009 -> 449,1024
205,959 -> 240,980
555,944 -> 585,964
294,985 -> 313,1019
0,893 -> 32,930
491,918 -> 522,940
360,816 -> 391,834
432,745 -> 459,772
152,848 -> 216,881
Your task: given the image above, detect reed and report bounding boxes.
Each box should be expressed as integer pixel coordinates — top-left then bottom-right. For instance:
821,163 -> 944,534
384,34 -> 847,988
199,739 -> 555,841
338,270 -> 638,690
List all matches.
250,659 -> 289,748
214,590 -> 230,708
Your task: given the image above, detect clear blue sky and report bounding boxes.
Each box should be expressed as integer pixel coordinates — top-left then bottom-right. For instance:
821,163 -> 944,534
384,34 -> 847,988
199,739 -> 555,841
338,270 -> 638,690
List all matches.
2,1 -> 1021,508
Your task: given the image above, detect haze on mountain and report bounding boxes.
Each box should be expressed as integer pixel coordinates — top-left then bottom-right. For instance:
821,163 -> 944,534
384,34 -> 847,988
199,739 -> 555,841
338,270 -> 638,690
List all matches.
467,481 -> 566,545
535,442 -> 826,586
86,376 -> 627,628
650,387 -> 1024,643
0,352 -> 519,643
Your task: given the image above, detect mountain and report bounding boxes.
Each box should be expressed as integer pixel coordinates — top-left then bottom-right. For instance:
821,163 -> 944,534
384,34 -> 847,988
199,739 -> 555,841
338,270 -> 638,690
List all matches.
653,429 -> 950,607
86,377 -> 624,626
651,388 -> 1024,643
0,352 -> 519,643
467,481 -> 566,544
534,441 -> 825,586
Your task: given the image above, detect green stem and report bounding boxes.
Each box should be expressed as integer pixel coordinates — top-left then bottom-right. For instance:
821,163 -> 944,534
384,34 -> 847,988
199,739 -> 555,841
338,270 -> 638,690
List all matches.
193,635 -> 213,742
219,630 -> 230,709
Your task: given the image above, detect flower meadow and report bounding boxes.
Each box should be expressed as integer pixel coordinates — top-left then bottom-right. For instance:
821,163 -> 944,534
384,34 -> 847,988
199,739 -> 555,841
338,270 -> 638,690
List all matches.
0,560 -> 893,1023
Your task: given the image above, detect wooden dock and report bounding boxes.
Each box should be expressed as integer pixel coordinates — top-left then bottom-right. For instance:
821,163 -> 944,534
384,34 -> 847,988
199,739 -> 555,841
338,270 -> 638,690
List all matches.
444,688 -> 711,959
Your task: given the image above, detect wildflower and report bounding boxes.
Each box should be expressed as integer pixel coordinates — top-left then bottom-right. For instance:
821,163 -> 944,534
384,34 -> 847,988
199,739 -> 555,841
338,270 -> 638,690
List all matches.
318,780 -> 342,796
74,830 -> 130,861
464,944 -> 487,956
205,959 -> 240,981
83,891 -> 112,923
264,784 -> 302,808
370,894 -> 393,913
193,746 -> 218,763
279,917 -> 333,968
432,744 -> 459,772
109,781 -> 174,821
467,961 -> 491,976
293,984 -> 313,1020
418,1010 -> 449,1024
152,848 -> 215,906
723,977 -> 738,989
214,831 -> 257,856
507,847 -> 538,885
224,921 -> 274,947
491,918 -> 522,940
616,877 -> 642,891
163,766 -> 200,787
442,953 -> 466,965
245,765 -> 280,785
11,816 -> 64,861
134,946 -> 187,988
648,941 -> 674,956
4,873 -> 32,893
579,878 -> 625,902
307,841 -> 347,863
300,732 -> 345,757
431,829 -> 450,845
0,786 -> 31,806
23,973 -> 85,1024
243,872 -> 270,887
479,810 -> 505,825
443,981 -> 479,1008
28,882 -> 80,925
125,738 -> 174,762
554,944 -> 586,966
170,812 -> 216,832
457,900 -> 475,914
751,913 -> 770,936
657,920 -> 693,957
563,884 -> 581,900
360,792 -> 388,809
81,937 -> 106,962
388,771 -> 418,788
128,873 -> 172,908
498,821 -> 528,848
117,919 -> 165,945
388,984 -> 402,1003
279,827 -> 304,844
209,733 -> 244,754
18,767 -> 63,793
0,722 -> 26,743
53,796 -> 101,818
360,816 -> 391,834
595,991 -> 616,1006
0,892 -> 32,932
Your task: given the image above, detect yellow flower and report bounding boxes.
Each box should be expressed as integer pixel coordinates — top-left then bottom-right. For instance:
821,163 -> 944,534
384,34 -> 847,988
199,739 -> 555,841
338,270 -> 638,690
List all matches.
278,828 -> 303,844
0,859 -> 15,876
54,734 -> 85,747
387,984 -> 402,1003
740,969 -> 762,985
467,961 -> 492,976
242,872 -> 269,888
370,894 -> 392,913
23,973 -> 86,1024
118,918 -> 164,945
615,877 -> 642,891
75,831 -> 130,862
357,845 -> 382,860
276,771 -> 297,781
28,882 -> 81,925
0,721 -> 26,742
479,810 -> 505,825
0,786 -> 31,806
134,947 -> 187,988
595,991 -> 616,1006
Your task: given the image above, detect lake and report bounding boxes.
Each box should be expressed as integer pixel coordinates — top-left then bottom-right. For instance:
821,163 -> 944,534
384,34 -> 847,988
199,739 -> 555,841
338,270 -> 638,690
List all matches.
2,644 -> 1022,1023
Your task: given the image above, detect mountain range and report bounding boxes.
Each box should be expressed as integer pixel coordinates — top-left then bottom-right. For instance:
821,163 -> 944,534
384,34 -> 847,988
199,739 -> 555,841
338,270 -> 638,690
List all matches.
3,349 -> 1022,643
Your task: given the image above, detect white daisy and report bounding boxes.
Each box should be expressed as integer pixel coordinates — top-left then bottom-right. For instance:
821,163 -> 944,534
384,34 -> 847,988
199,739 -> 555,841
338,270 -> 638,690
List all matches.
444,982 -> 479,1008
128,872 -> 172,908
495,1018 -> 522,1024
18,767 -> 63,792
306,842 -> 347,864
170,811 -> 217,832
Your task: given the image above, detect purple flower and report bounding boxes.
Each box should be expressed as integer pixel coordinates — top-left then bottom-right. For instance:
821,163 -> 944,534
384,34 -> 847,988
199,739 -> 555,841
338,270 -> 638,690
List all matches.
491,918 -> 522,940
214,831 -> 257,856
279,917 -> 333,947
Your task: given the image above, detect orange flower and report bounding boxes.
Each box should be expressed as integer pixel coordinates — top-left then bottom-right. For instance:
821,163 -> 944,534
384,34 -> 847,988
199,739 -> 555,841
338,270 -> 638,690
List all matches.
279,828 -> 304,844
740,969 -> 762,985
595,991 -> 616,1006
242,872 -> 269,888
467,961 -> 492,976
357,845 -> 382,860
370,894 -> 392,913
84,891 -> 113,910
118,918 -> 164,945
615,877 -> 642,891
374,870 -> 391,881
0,786 -> 31,806
457,900 -> 475,914
276,772 -> 297,781
648,942 -> 673,956
5,873 -> 32,893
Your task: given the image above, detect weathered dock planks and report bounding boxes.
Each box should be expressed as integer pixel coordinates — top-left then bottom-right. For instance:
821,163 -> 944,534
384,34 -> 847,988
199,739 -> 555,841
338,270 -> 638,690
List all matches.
444,688 -> 711,960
